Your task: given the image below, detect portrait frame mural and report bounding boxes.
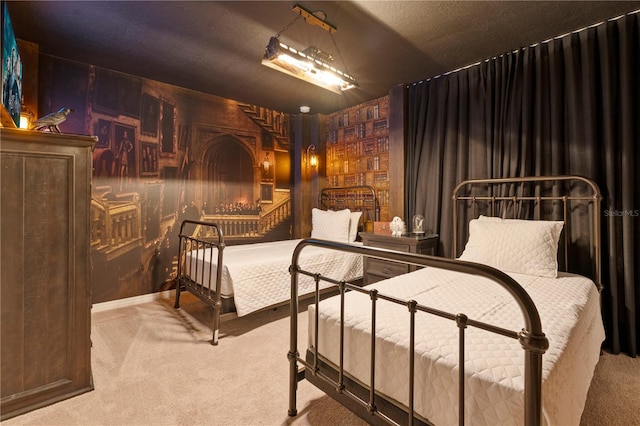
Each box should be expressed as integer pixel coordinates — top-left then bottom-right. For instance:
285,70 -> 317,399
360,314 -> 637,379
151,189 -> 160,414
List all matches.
113,123 -> 137,190
93,68 -> 141,118
94,118 -> 111,148
93,69 -> 120,115
141,93 -> 159,137
119,75 -> 142,118
140,142 -> 159,177
260,183 -> 273,203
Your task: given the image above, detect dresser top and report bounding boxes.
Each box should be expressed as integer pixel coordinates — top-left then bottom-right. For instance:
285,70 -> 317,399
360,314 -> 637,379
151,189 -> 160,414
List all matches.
359,232 -> 438,242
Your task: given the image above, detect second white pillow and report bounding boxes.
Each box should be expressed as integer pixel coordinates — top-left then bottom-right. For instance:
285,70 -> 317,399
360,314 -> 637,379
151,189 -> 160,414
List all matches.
311,208 -> 351,243
459,217 -> 564,278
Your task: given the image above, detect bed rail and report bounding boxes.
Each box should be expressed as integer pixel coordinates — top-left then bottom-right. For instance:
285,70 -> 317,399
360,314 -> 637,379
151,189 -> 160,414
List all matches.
288,239 -> 549,426
452,175 -> 602,291
174,219 -> 225,345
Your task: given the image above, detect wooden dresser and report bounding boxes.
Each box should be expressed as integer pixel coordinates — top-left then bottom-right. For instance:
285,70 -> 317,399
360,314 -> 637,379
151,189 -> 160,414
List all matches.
360,232 -> 439,285
0,128 -> 95,420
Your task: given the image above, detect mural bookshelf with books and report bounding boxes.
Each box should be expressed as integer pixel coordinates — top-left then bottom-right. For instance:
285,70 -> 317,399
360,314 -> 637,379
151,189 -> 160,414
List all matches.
326,96 -> 390,222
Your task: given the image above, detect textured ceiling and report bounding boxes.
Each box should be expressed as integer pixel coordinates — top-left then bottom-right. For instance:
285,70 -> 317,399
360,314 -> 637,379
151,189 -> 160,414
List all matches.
8,1 -> 640,115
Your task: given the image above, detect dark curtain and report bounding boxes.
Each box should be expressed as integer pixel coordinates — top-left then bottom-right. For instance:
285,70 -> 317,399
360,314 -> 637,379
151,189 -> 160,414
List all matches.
405,13 -> 639,357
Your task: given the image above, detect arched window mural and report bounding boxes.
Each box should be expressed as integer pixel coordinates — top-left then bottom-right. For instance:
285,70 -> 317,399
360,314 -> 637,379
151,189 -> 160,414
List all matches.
203,135 -> 256,212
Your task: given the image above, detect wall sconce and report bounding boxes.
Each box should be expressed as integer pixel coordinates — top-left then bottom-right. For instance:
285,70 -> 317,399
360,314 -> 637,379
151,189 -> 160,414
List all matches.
261,4 -> 358,95
262,152 -> 270,172
305,144 -> 318,168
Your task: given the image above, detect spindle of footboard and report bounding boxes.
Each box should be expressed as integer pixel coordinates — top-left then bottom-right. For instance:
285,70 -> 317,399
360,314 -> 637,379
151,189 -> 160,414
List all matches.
369,290 -> 378,416
562,195 -> 570,274
407,300 -> 417,426
339,282 -> 346,391
456,313 -> 468,426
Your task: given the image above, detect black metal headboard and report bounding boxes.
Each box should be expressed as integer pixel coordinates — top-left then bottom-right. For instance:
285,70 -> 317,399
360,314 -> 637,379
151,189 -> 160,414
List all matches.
452,175 -> 602,290
318,185 -> 379,224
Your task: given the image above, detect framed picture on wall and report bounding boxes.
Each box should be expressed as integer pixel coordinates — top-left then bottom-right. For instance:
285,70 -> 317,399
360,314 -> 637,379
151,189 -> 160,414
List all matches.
93,69 -> 120,115
94,118 -> 111,148
141,93 -> 159,137
260,183 -> 273,203
119,75 -> 142,118
113,123 -> 137,189
93,68 -> 141,118
140,142 -> 158,176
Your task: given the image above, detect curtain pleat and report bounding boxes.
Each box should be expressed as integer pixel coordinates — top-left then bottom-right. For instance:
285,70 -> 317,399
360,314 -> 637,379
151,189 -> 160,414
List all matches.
405,12 -> 639,356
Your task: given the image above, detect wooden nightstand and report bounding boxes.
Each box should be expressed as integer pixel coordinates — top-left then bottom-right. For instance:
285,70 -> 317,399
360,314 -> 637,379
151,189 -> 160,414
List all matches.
359,232 -> 439,285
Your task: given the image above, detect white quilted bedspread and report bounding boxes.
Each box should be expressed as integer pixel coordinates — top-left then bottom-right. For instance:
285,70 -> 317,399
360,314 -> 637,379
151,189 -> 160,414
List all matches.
186,239 -> 362,316
308,267 -> 605,425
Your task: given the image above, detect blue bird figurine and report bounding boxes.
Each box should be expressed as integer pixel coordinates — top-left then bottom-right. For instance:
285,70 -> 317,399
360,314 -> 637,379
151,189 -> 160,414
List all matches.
32,108 -> 74,133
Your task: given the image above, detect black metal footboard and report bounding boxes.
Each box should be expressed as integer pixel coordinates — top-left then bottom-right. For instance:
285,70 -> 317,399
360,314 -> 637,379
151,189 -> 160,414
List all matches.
288,239 -> 549,426
174,219 -> 225,345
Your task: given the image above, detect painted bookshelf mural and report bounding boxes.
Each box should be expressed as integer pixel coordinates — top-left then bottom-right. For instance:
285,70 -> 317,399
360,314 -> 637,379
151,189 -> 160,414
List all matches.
325,96 -> 390,222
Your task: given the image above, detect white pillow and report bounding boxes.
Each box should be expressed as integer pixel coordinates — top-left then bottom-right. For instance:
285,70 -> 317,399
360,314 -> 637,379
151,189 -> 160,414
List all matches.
348,211 -> 362,243
459,218 -> 564,278
477,215 -> 503,222
311,208 -> 351,243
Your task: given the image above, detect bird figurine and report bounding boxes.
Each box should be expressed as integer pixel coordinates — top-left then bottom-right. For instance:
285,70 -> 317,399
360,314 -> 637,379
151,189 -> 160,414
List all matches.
389,216 -> 406,236
31,108 -> 74,133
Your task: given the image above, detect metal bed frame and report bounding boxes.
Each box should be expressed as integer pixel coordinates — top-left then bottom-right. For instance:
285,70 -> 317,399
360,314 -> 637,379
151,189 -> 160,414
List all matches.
288,175 -> 602,426
318,185 -> 379,224
174,219 -> 225,344
452,175 -> 602,290
173,185 -> 378,345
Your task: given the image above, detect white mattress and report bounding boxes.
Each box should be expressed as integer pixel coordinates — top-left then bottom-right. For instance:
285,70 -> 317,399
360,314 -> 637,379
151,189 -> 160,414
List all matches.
308,267 -> 605,425
185,239 -> 362,316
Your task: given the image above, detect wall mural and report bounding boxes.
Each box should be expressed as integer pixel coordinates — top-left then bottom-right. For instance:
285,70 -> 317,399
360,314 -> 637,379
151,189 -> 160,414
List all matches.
38,55 -> 292,304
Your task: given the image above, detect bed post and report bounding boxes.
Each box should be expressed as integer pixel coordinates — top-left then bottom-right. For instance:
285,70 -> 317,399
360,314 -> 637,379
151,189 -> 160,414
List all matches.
288,261 -> 300,416
211,238 -> 225,345
520,331 -> 549,426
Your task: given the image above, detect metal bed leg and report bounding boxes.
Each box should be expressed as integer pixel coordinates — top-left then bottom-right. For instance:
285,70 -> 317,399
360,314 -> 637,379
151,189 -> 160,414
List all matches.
288,266 -> 300,417
211,301 -> 221,345
174,281 -> 181,309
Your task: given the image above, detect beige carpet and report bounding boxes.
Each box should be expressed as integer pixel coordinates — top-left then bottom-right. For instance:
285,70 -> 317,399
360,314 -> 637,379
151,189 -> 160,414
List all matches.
3,293 -> 639,426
